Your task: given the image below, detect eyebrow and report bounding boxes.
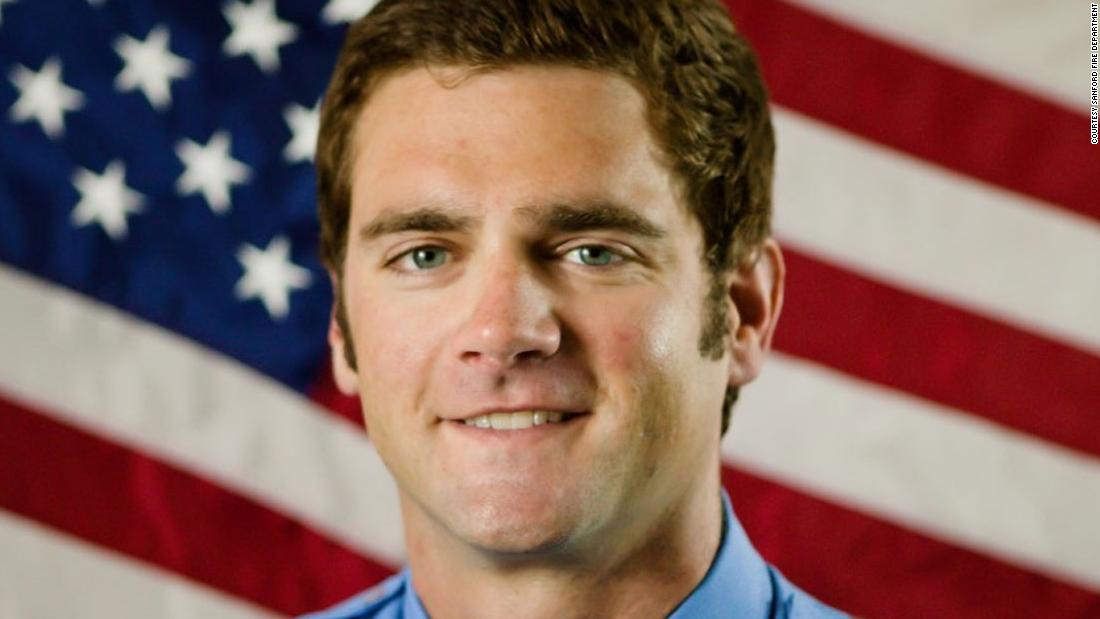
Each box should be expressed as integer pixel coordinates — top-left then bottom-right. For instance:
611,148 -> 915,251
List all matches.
519,201 -> 667,240
357,199 -> 667,245
358,207 -> 477,244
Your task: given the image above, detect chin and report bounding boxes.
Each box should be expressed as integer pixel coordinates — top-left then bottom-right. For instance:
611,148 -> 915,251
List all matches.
447,486 -> 581,556
463,518 -> 574,557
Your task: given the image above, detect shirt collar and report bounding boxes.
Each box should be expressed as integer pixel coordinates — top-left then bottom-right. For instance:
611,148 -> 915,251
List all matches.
667,489 -> 775,618
403,489 -> 773,619
402,573 -> 429,619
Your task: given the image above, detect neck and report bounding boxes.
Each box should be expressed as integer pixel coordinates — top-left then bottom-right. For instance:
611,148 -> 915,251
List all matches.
401,465 -> 724,619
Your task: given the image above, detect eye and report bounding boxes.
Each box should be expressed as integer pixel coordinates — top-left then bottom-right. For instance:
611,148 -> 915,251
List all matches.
391,245 -> 450,271
563,245 -> 624,267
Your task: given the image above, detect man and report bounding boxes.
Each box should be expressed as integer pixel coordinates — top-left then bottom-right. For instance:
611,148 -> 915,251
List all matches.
305,0 -> 846,617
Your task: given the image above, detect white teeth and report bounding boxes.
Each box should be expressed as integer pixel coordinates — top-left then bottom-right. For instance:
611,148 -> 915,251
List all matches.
462,411 -> 568,430
489,413 -> 512,430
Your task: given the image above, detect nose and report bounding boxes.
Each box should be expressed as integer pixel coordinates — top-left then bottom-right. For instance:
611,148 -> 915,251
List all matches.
453,255 -> 562,370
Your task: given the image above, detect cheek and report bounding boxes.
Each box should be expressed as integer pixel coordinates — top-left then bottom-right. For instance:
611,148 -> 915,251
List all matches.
585,290 -> 711,447
592,293 -> 693,381
346,287 -> 444,412
583,293 -> 695,446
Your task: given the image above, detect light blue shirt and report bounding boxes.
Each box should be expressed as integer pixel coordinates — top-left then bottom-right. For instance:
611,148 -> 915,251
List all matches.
301,491 -> 847,618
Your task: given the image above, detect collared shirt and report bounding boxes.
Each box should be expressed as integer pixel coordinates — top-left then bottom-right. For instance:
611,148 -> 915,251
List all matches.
300,491 -> 847,619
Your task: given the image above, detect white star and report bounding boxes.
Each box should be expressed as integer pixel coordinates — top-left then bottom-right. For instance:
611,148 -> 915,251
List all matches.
8,57 -> 85,139
321,0 -> 379,24
87,0 -> 104,6
283,100 -> 319,163
175,131 -> 251,215
114,25 -> 192,110
222,0 -> 298,74
71,161 -> 145,240
235,236 -> 312,320
0,0 -> 18,27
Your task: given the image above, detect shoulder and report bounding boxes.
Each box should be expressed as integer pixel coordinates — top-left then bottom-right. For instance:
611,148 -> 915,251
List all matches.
297,571 -> 409,619
767,566 -> 849,619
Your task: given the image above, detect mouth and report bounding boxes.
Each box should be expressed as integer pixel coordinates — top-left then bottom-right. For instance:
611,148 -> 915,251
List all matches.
451,410 -> 587,431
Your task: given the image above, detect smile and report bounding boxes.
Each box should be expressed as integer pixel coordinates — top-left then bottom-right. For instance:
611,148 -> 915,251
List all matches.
461,410 -> 582,430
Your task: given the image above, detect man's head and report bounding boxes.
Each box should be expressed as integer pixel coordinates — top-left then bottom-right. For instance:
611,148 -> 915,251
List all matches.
318,0 -> 778,435
318,0 -> 782,558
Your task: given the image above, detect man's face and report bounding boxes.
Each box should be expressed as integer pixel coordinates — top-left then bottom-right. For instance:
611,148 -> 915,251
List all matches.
333,66 -> 732,556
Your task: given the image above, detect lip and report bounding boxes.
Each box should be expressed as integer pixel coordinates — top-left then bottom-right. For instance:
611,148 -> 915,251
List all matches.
442,412 -> 590,446
441,405 -> 587,422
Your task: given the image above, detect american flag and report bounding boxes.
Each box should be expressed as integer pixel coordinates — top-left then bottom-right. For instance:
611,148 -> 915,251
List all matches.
0,0 -> 1097,617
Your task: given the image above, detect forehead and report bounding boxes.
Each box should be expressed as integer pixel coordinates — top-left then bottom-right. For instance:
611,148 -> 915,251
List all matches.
347,65 -> 689,235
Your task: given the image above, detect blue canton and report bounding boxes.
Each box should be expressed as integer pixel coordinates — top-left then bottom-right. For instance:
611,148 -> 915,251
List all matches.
0,0 -> 354,394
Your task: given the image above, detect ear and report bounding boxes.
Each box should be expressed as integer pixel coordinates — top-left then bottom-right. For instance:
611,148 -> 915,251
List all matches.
328,274 -> 360,396
726,238 -> 785,387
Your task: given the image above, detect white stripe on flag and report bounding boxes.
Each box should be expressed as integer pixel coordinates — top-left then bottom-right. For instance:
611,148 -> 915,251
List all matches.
0,510 -> 279,619
772,108 -> 1100,355
784,0 -> 1080,109
0,264 -> 405,566
724,352 -> 1100,593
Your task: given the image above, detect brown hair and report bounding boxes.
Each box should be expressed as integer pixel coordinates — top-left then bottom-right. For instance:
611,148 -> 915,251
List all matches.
317,0 -> 775,436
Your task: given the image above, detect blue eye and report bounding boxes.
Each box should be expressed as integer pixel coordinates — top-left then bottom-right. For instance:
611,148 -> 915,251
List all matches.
399,246 -> 449,270
392,244 -> 622,272
564,245 -> 622,267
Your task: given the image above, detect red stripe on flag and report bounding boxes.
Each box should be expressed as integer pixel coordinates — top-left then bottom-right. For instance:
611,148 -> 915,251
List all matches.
723,0 -> 1100,224
0,393 -> 394,616
723,466 -> 1100,619
777,248 -> 1100,458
